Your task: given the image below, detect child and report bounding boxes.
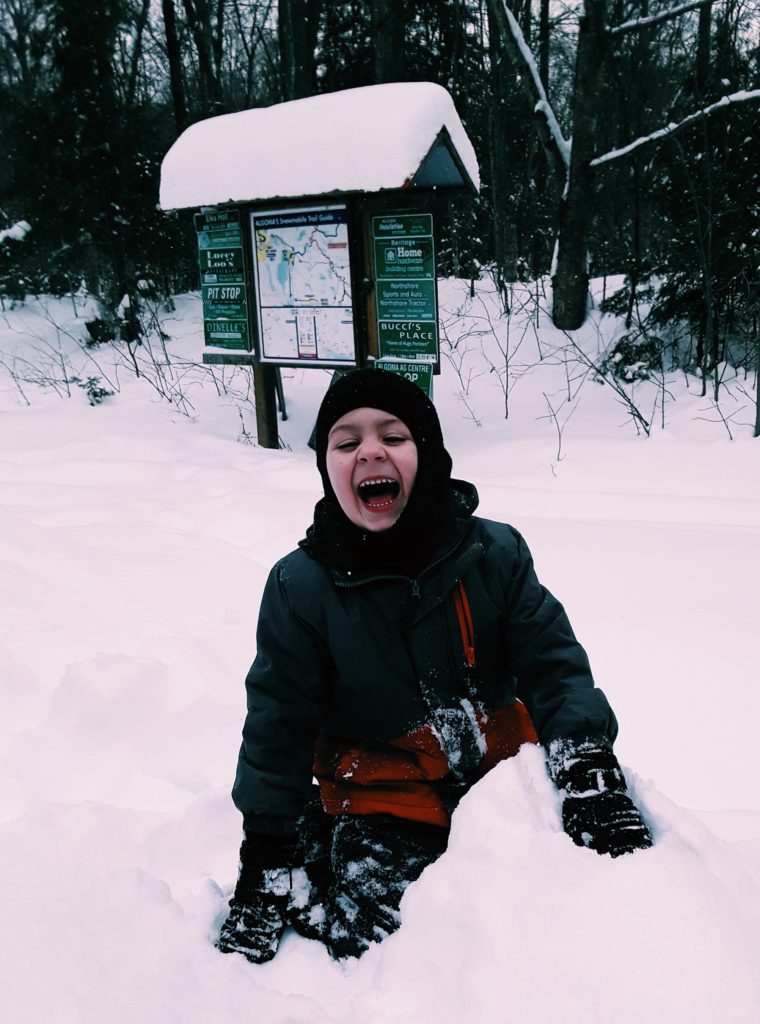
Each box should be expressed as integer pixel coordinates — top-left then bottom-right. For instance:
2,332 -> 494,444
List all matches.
217,367 -> 651,963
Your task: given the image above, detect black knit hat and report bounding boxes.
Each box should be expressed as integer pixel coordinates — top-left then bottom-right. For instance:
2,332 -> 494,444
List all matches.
302,366 -> 457,574
314,366 -> 451,497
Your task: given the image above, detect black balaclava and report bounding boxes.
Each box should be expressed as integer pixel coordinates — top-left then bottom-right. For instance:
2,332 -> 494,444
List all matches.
300,367 -> 459,575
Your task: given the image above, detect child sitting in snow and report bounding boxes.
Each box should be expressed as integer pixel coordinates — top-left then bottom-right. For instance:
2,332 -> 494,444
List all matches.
217,367 -> 652,963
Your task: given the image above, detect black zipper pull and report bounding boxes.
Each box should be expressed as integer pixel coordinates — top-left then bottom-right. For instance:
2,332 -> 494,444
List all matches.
411,579 -> 420,598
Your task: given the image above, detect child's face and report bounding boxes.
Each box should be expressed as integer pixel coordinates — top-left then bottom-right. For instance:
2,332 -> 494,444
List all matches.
326,406 -> 418,532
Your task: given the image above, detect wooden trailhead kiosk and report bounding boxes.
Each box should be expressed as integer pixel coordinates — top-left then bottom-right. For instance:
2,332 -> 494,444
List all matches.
159,82 -> 479,448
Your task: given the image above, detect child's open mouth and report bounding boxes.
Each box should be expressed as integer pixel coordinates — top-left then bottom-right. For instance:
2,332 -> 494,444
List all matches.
357,478 -> 400,510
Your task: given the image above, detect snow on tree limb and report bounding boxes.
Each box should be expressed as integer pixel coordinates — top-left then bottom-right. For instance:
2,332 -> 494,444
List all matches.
0,220 -> 32,244
489,0 -> 571,177
610,0 -> 717,37
502,3 -> 571,169
590,89 -> 760,166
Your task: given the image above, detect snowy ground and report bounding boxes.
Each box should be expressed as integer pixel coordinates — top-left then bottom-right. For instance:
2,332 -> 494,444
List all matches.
1,280 -> 759,1022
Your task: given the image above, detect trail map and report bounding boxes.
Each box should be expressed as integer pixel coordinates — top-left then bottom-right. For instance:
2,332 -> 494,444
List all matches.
251,206 -> 355,363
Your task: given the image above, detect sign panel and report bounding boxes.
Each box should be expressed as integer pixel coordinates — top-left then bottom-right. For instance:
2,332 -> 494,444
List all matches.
373,236 -> 434,279
375,280 -> 437,322
377,319 -> 437,360
250,205 -> 356,365
374,213 -> 434,237
372,213 -> 438,364
195,210 -> 250,350
376,358 -> 434,397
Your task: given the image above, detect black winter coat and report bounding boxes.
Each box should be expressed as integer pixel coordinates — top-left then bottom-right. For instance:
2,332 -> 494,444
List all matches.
232,512 -> 618,836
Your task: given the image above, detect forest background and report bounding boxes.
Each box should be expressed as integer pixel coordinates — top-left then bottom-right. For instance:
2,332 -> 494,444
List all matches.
0,0 -> 758,423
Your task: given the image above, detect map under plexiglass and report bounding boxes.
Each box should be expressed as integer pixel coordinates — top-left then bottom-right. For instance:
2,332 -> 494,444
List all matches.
251,206 -> 355,363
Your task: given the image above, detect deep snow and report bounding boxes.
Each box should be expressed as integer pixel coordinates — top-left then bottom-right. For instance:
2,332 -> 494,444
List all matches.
1,279 -> 759,1022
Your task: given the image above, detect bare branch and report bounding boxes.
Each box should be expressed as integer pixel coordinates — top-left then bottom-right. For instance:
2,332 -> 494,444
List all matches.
694,398 -> 751,440
539,391 -> 579,466
610,0 -> 716,37
590,89 -> 760,167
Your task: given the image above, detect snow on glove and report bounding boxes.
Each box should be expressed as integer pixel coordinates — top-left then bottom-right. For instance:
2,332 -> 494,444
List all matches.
216,833 -> 298,964
548,738 -> 653,858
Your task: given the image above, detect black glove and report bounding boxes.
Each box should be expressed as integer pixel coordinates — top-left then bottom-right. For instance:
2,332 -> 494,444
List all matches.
548,738 -> 653,858
216,833 -> 299,964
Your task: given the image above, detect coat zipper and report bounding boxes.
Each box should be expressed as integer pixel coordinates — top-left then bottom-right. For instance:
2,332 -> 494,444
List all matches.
453,580 -> 476,667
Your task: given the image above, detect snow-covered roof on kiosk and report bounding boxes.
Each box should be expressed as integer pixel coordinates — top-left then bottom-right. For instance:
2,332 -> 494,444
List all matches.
159,82 -> 480,211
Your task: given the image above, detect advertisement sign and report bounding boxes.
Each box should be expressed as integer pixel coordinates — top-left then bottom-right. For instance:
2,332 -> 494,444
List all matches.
373,213 -> 438,365
377,319 -> 437,360
195,210 -> 250,350
373,236 -> 435,280
376,358 -> 434,397
250,205 -> 357,365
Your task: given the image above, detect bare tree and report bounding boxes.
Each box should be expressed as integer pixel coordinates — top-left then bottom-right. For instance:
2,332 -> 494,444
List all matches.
551,0 -> 608,330
161,0 -> 188,132
180,0 -> 225,113
372,0 -> 406,83
489,0 -> 760,333
277,0 -> 320,100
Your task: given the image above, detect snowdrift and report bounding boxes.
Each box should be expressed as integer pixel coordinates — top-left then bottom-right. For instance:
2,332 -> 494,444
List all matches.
1,282 -> 760,1022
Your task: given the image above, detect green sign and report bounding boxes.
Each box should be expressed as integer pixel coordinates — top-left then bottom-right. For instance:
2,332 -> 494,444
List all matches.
200,283 -> 247,318
203,320 -> 249,346
195,210 -> 250,351
199,247 -> 244,281
374,214 -> 434,238
373,237 -> 434,279
376,358 -> 434,397
376,280 -> 436,322
197,229 -> 242,249
377,319 -> 437,359
372,213 -> 437,365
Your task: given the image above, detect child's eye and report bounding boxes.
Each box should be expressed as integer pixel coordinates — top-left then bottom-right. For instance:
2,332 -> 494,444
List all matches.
334,439 -> 359,451
383,434 -> 408,445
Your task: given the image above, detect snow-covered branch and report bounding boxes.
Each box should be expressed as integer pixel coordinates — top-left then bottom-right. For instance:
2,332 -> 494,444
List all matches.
499,2 -> 571,170
610,0 -> 717,37
487,0 -> 570,181
590,89 -> 760,167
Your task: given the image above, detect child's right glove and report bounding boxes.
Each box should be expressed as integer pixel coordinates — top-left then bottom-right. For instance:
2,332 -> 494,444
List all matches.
216,833 -> 298,964
547,738 -> 653,858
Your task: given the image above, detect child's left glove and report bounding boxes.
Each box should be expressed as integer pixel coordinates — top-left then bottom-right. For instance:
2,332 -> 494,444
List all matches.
216,833 -> 299,964
548,738 -> 653,858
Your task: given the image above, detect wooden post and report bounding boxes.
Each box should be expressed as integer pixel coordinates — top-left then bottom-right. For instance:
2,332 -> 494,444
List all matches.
253,363 -> 279,448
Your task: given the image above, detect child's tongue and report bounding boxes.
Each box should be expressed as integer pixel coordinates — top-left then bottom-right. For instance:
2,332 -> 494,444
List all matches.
365,493 -> 393,508
359,480 -> 398,508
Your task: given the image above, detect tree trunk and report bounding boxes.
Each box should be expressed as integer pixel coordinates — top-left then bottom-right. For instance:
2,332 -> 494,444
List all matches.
162,0 -> 188,132
487,3 -> 521,288
278,0 -> 319,100
372,0 -> 406,83
695,5 -> 717,385
125,0 -> 150,111
695,2 -> 712,96
181,0 -> 225,114
625,0 -> 650,329
538,0 -> 550,90
552,0 -> 607,330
